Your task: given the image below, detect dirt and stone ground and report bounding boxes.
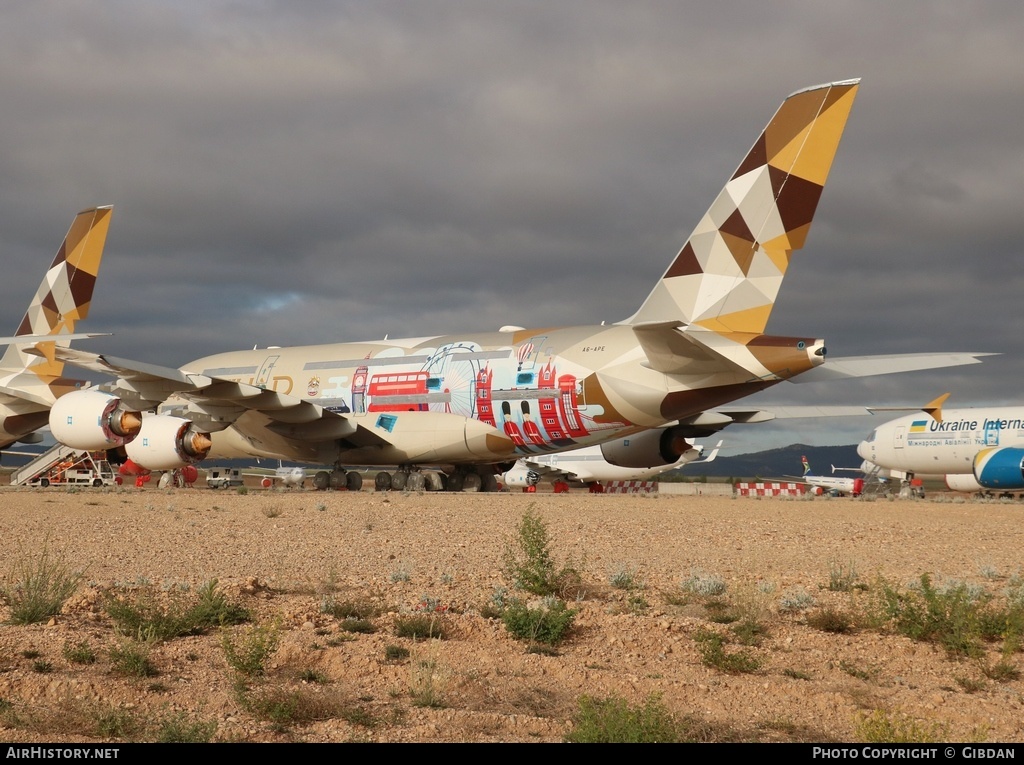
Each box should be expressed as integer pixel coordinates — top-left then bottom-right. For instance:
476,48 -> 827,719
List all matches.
1,485 -> 1023,743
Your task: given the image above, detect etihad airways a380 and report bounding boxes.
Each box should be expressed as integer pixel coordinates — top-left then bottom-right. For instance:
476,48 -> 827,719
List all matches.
40,80 -> 989,491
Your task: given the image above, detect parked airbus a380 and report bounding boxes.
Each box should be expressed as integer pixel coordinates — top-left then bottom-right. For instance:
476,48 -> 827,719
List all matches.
858,394 -> 1024,495
42,80 -> 989,491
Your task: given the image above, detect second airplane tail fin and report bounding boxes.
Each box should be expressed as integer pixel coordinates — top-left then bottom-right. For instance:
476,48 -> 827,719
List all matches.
0,205 -> 112,403
626,80 -> 859,334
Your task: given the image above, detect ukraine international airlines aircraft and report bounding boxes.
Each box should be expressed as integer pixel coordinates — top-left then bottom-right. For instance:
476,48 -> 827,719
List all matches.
858,394 -> 1024,495
0,206 -> 111,449
43,80 -> 988,491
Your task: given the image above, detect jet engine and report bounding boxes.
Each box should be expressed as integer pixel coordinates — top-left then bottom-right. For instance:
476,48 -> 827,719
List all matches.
49,390 -> 143,449
944,474 -> 983,493
123,414 -> 213,471
973,447 -> 1024,490
600,426 -> 698,469
501,463 -> 541,488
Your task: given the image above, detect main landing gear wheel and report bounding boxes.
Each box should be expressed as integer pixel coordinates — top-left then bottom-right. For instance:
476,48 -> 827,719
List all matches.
407,472 -> 426,492
374,472 -> 392,492
446,472 -> 464,492
313,471 -> 331,491
346,471 -> 363,491
391,471 -> 408,491
461,472 -> 482,492
425,472 -> 445,491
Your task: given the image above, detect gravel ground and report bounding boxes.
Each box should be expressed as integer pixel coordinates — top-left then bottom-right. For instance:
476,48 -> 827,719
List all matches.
1,486 -> 1023,743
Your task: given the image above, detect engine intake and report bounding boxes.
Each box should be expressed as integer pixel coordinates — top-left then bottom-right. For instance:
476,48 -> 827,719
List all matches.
124,414 -> 213,471
502,464 -> 541,488
600,426 -> 698,469
50,390 -> 143,449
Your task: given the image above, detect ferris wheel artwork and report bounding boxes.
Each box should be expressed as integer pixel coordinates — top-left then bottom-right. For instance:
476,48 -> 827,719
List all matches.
422,342 -> 486,418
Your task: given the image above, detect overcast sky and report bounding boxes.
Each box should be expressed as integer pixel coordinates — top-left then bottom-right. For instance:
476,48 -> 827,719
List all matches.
2,1 -> 1022,456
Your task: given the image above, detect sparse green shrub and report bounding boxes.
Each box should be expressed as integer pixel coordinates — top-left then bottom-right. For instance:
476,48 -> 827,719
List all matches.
731,616 -> 769,646
63,640 -> 97,665
856,708 -> 948,743
409,657 -> 445,708
565,694 -> 684,743
153,711 -> 217,743
501,597 -> 577,646
502,507 -> 581,597
980,656 -> 1020,682
0,540 -> 84,624
827,559 -> 859,592
693,629 -> 761,674
298,668 -> 329,684
384,644 -> 410,662
105,579 -> 249,641
806,606 -> 855,634
239,685 -> 349,731
109,642 -> 159,678
783,668 -> 812,681
32,660 -> 53,674
609,565 -> 642,591
680,569 -> 727,598
871,574 -> 990,658
393,613 -> 448,641
778,587 -> 816,613
340,617 -> 376,634
260,504 -> 283,518
236,486 -> 248,495
93,705 -> 142,739
390,563 -> 412,583
320,596 -> 381,620
221,621 -> 280,677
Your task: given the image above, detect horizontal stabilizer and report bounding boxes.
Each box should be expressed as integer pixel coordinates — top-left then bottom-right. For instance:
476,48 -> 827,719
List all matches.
0,332 -> 109,346
789,353 -> 994,383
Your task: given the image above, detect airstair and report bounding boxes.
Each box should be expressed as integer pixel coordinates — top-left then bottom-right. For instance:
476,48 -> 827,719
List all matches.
8,443 -> 86,487
858,463 -> 891,499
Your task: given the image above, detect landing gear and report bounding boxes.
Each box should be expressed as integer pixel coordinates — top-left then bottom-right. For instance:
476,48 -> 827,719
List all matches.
374,472 -> 392,491
313,468 -> 364,491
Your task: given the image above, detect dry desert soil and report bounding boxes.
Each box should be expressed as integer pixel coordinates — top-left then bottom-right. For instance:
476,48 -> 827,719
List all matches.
1,484 -> 1023,744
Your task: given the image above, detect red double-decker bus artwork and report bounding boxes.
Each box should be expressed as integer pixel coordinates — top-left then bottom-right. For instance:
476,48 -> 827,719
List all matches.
367,371 -> 430,412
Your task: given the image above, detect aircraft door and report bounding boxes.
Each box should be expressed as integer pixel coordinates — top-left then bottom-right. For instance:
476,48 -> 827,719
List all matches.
255,355 -> 280,389
894,426 -> 906,450
984,420 -> 1001,447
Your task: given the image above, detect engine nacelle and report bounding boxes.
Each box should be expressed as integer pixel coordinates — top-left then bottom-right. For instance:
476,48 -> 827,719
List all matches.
600,426 -> 698,469
502,463 -> 541,488
50,390 -> 143,449
973,447 -> 1024,490
945,474 -> 983,493
123,414 -> 213,471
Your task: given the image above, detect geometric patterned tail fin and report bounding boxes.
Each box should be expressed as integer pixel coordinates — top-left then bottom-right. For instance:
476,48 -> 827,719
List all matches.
0,206 -> 112,394
625,80 -> 859,334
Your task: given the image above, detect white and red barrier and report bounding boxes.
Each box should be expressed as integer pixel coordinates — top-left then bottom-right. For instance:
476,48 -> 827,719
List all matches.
601,480 -> 657,494
734,482 -> 807,497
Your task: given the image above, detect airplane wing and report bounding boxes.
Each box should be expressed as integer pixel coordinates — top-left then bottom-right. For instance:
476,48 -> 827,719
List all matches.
38,346 -> 518,466
39,347 -> 389,447
787,353 -> 994,383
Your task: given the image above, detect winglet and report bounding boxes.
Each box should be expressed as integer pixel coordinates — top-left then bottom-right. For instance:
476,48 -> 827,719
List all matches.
625,80 -> 859,332
923,392 -> 951,423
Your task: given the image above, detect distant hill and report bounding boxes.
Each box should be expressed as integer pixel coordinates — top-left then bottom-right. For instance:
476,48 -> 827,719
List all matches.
666,443 -> 862,481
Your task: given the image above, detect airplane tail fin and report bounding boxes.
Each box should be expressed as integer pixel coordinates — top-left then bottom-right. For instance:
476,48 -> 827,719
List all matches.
0,206 -> 112,403
626,80 -> 859,333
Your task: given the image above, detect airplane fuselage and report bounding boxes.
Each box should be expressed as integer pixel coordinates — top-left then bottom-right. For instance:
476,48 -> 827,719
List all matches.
858,407 -> 1024,475
190,325 -> 821,465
